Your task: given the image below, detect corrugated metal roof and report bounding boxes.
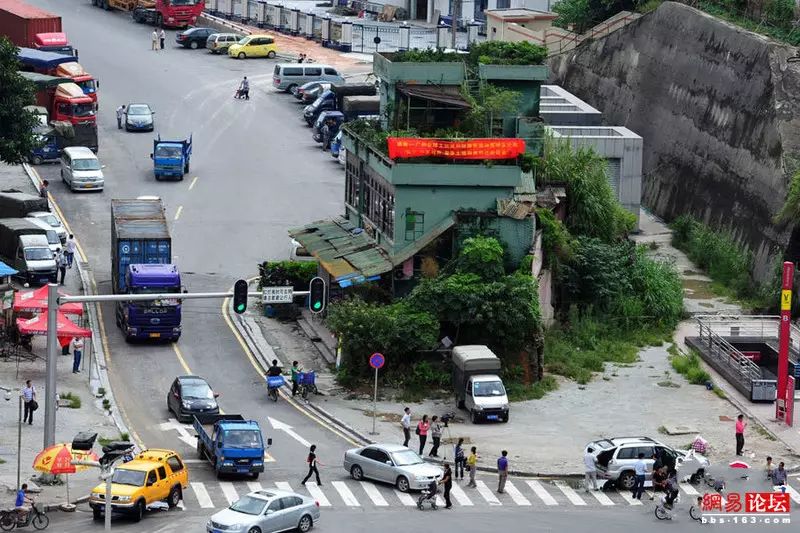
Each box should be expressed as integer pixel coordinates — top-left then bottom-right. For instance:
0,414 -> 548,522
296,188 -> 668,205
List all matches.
289,218 -> 394,282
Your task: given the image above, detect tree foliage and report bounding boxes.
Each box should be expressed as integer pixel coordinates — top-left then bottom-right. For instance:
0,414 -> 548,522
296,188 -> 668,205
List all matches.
455,235 -> 505,280
535,138 -> 635,242
0,37 -> 39,165
553,0 -> 639,33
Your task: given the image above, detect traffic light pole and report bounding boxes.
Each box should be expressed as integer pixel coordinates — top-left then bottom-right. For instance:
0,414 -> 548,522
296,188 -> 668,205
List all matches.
44,284 -> 315,449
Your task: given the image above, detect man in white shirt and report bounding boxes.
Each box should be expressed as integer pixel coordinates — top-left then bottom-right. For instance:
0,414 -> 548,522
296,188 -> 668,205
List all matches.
584,447 -> 598,492
632,452 -> 647,500
159,28 -> 166,49
151,29 -> 158,51
21,380 -> 36,425
401,407 -> 411,447
71,337 -> 84,374
116,105 -> 126,129
64,234 -> 77,268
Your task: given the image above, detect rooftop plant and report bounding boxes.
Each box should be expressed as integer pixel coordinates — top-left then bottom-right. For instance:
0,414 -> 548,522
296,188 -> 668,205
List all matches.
386,41 -> 547,67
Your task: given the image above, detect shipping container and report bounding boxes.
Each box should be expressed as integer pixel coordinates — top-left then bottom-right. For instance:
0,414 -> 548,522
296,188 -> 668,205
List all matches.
111,199 -> 172,294
0,0 -> 61,49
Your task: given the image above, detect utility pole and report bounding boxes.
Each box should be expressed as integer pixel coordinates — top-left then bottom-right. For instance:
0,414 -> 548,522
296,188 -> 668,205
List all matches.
451,0 -> 462,50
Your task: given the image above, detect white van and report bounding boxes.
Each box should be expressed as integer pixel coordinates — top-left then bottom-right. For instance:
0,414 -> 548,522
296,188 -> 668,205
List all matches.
25,217 -> 61,254
60,146 -> 104,192
272,64 -> 346,92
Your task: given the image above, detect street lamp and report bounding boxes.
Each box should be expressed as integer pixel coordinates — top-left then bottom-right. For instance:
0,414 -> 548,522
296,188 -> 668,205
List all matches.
0,385 -> 22,491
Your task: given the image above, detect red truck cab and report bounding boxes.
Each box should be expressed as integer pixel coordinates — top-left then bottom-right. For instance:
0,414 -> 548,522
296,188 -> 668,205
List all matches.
53,62 -> 97,104
32,31 -> 75,56
36,82 -> 96,125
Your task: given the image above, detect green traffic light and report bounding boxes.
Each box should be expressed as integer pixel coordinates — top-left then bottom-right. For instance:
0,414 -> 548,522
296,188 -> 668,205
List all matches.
313,301 -> 322,310
236,303 -> 245,312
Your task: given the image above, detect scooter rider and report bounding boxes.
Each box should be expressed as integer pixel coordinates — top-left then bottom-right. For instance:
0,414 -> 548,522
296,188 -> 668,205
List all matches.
14,483 -> 33,523
664,469 -> 679,508
266,359 -> 282,377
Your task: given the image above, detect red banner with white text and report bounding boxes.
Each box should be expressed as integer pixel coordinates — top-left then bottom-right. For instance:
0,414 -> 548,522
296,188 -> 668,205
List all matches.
387,137 -> 526,160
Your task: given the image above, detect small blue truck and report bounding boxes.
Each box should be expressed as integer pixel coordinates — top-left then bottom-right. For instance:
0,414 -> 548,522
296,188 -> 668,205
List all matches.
193,414 -> 270,479
151,134 -> 192,180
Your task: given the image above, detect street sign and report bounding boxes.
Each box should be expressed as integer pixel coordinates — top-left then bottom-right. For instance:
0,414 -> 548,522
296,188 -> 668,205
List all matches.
262,286 -> 294,304
369,352 -> 385,369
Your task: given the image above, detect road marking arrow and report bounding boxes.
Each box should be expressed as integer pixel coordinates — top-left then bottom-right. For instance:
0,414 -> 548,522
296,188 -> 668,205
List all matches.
268,416 -> 310,447
158,419 -> 197,447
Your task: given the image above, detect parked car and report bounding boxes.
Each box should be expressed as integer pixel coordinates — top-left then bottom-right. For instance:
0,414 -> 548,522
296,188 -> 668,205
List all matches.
167,375 -> 220,423
89,449 -> 189,522
124,103 -> 155,132
206,489 -> 320,533
60,146 -> 104,192
27,211 -> 67,244
584,436 -> 709,490
272,64 -> 345,93
343,443 -> 442,492
228,34 -> 277,59
176,27 -> 215,49
298,82 -> 332,104
206,32 -> 241,54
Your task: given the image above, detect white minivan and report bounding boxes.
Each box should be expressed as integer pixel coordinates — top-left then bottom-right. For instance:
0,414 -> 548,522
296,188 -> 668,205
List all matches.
60,146 -> 104,192
25,217 -> 61,254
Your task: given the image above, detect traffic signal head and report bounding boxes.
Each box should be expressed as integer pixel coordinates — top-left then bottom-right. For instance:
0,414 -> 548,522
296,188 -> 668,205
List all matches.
99,441 -> 134,467
233,279 -> 248,314
309,277 -> 326,314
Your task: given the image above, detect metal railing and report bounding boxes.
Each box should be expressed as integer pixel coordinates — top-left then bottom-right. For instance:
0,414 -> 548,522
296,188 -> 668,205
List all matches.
695,315 -> 764,388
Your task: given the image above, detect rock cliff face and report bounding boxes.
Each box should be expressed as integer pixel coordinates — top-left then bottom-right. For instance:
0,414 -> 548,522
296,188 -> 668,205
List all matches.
548,1 -> 800,280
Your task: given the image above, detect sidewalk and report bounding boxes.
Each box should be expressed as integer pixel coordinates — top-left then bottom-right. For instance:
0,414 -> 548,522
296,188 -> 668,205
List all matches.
0,163 -> 127,511
237,209 -> 799,476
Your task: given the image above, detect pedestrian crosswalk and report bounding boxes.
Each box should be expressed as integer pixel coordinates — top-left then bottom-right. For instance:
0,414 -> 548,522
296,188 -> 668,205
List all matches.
174,478 -> 713,511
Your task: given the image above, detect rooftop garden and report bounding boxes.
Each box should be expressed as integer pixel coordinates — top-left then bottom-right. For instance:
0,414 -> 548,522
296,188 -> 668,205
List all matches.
385,41 -> 549,68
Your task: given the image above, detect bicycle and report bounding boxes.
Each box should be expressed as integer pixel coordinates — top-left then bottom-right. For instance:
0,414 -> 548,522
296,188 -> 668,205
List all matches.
654,492 -> 680,520
297,371 -> 317,400
0,503 -> 49,530
689,498 -> 703,521
266,375 -> 284,402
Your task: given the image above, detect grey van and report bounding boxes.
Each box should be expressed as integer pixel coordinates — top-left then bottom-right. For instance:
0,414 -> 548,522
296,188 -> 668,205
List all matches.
272,64 -> 346,93
207,33 -> 242,54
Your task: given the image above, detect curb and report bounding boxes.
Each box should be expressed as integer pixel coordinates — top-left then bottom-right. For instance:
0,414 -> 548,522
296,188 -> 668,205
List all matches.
231,292 -> 577,479
22,164 -> 134,446
43,495 -> 89,513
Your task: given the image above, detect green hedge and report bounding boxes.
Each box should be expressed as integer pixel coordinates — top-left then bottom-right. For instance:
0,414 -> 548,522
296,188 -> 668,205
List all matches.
257,261 -> 318,291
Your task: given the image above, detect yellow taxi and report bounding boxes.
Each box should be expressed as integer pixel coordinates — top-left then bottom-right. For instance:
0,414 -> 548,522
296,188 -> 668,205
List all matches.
228,34 -> 277,59
89,449 -> 189,523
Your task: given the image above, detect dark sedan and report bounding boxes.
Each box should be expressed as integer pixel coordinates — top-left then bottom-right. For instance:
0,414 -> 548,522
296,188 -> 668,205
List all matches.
124,103 -> 154,131
176,27 -> 215,49
167,375 -> 220,423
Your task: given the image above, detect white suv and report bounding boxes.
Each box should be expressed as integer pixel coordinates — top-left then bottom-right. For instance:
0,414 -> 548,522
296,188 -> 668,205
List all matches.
585,436 -> 709,490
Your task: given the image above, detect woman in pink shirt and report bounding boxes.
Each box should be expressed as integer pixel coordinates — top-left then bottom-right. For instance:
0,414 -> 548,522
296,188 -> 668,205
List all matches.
417,415 -> 430,456
735,414 -> 747,456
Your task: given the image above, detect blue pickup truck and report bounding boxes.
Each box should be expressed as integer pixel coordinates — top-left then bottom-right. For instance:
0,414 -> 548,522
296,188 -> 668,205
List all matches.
151,135 -> 192,180
193,414 -> 270,478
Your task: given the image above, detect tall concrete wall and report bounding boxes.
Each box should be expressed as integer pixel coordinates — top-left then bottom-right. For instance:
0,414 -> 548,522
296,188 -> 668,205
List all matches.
548,1 -> 800,281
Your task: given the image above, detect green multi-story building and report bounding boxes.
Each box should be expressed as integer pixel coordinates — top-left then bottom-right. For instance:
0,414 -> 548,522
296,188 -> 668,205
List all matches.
290,49 -> 548,293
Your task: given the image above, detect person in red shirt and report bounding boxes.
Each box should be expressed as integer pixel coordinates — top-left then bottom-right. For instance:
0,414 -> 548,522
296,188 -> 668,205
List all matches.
416,415 -> 430,456
735,414 -> 747,456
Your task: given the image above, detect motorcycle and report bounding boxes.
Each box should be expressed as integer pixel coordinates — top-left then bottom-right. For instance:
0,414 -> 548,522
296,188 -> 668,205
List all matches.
266,375 -> 284,402
296,371 -> 318,400
0,503 -> 49,531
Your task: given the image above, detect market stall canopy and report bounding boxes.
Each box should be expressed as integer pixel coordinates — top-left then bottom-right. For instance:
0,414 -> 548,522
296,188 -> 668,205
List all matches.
0,260 -> 17,277
13,285 -> 84,315
16,312 -> 91,338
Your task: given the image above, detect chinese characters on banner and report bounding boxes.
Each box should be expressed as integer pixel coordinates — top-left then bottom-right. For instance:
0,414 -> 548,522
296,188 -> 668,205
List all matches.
701,492 -> 791,515
387,137 -> 527,160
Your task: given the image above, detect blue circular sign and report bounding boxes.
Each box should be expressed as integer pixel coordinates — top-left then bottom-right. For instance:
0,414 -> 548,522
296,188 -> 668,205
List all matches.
369,352 -> 385,369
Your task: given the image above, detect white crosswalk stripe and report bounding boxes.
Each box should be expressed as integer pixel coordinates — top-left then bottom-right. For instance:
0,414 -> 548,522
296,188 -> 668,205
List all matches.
449,483 -> 474,506
360,482 -> 389,506
618,490 -> 643,506
275,481 -> 293,493
190,482 -> 214,508
247,482 -> 263,492
394,489 -> 416,506
332,481 -> 360,506
220,482 -> 238,505
680,483 -> 700,496
777,484 -> 800,504
589,490 -> 615,506
503,481 -> 531,506
303,482 -> 331,507
554,481 -> 586,505
526,480 -> 558,506
475,480 -> 502,505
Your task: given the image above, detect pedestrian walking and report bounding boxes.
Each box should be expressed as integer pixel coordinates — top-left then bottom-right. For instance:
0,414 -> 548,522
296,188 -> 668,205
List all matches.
39,180 -> 50,211
584,447 -> 598,492
301,444 -> 322,485
291,360 -> 300,396
151,29 -> 158,50
21,380 -> 36,425
56,248 -> 68,285
631,452 -> 646,499
772,461 -> 787,487
440,462 -> 453,509
116,105 -> 126,129
71,337 -> 84,374
65,234 -> 77,268
497,450 -> 508,493
735,414 -> 747,456
454,438 -> 465,480
428,415 -> 442,457
401,407 -> 411,447
467,446 -> 478,487
416,415 -> 430,456
159,28 -> 165,49
235,76 -> 250,100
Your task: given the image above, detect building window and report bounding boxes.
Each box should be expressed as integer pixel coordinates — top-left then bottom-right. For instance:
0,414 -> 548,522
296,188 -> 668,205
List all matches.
345,152 -> 395,238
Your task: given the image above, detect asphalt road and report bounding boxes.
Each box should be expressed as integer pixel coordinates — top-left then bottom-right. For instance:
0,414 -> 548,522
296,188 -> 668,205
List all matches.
27,0 -> 353,484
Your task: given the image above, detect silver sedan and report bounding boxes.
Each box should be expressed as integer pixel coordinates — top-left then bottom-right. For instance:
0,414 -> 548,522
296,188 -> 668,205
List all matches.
206,489 -> 320,533
343,443 -> 443,492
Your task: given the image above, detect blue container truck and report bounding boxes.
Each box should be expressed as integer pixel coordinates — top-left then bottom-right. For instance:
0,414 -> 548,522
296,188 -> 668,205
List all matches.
193,414 -> 269,479
111,198 -> 182,342
151,135 -> 191,180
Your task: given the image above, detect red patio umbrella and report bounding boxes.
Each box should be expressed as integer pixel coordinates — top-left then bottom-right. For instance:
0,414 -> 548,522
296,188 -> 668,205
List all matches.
16,312 -> 91,341
13,285 -> 84,315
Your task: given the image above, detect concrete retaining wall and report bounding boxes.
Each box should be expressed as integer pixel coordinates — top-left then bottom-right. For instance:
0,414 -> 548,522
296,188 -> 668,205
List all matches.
548,2 -> 800,281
